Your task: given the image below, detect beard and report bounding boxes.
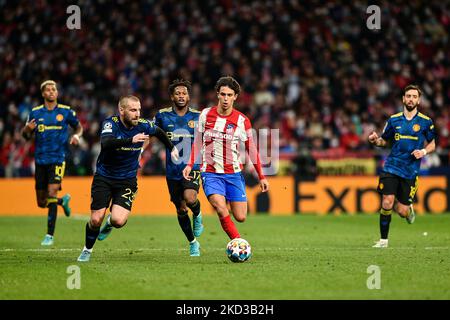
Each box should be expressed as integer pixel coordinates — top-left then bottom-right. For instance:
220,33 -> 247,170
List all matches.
123,115 -> 139,127
404,102 -> 418,112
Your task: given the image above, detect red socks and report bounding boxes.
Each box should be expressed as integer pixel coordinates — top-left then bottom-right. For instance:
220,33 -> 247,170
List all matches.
219,215 -> 241,239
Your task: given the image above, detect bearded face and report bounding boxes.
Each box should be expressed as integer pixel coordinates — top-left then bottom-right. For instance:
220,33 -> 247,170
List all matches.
403,89 -> 420,112
119,100 -> 141,127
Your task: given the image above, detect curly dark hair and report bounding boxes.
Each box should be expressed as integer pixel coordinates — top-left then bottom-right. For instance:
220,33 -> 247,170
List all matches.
168,79 -> 192,95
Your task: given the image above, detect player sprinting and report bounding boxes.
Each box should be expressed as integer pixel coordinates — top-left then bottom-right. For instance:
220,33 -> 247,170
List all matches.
369,84 -> 436,248
21,80 -> 83,246
77,95 -> 178,262
153,79 -> 204,256
182,76 -> 269,241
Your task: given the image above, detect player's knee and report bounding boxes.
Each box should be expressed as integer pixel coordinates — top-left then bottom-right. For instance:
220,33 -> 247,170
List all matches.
90,216 -> 103,228
47,191 -> 58,198
111,218 -> 127,228
382,198 -> 394,210
214,205 -> 228,216
234,215 -> 246,223
185,196 -> 197,207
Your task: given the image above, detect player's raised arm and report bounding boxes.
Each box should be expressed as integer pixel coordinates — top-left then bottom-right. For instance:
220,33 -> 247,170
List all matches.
67,108 -> 83,145
152,125 -> 174,149
368,131 -> 387,147
101,134 -> 147,149
100,119 -> 147,149
70,123 -> 83,145
21,117 -> 36,140
411,139 -> 436,159
152,125 -> 179,161
412,117 -> 437,159
370,117 -> 395,148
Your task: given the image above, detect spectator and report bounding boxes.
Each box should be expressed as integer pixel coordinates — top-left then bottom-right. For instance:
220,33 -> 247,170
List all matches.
0,1 -> 449,176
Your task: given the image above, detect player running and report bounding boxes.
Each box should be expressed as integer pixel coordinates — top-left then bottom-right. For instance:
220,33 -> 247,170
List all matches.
153,79 -> 203,256
182,76 -> 269,241
77,95 -> 178,262
21,80 -> 83,246
369,84 -> 436,248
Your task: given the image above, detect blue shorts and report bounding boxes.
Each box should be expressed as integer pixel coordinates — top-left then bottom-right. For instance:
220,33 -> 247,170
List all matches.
201,172 -> 247,202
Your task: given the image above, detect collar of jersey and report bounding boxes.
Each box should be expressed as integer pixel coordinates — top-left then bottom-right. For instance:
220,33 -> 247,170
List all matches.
44,104 -> 59,111
171,106 -> 190,117
402,110 -> 419,122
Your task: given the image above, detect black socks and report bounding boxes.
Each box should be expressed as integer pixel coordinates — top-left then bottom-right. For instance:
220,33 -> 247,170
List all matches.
379,208 -> 392,239
177,211 -> 195,242
85,222 -> 100,249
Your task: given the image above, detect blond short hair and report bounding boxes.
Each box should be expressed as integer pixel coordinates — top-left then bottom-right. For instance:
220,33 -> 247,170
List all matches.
118,95 -> 140,109
40,80 -> 57,92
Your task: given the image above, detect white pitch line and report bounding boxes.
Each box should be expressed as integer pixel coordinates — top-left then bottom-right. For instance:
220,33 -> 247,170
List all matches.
0,247 -> 448,253
0,248 -> 181,252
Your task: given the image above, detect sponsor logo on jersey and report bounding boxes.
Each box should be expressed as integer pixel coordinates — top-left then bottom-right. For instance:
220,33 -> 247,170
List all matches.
204,130 -> 233,140
37,124 -> 63,132
167,131 -> 193,140
395,133 -> 418,141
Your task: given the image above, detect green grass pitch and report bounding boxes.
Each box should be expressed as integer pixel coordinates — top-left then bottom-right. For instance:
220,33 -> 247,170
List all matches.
1,214 -> 449,299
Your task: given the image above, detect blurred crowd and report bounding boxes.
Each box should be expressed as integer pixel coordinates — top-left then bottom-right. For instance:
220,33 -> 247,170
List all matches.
1,0 -> 449,177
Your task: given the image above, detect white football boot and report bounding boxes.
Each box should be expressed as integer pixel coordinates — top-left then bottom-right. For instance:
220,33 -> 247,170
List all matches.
372,239 -> 388,248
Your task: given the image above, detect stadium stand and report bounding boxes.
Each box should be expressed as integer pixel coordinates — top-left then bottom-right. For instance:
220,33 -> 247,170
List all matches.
0,1 -> 449,177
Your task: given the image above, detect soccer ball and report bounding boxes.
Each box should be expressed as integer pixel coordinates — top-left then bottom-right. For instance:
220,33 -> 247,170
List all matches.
226,238 -> 252,263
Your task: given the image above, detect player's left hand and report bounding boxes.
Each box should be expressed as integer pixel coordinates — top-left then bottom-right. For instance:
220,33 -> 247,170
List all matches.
70,134 -> 81,145
182,165 -> 192,180
260,178 -> 269,192
411,149 -> 426,159
171,147 -> 180,163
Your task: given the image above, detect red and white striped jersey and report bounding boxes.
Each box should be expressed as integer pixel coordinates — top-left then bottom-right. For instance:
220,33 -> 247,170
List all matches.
188,106 -> 265,179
